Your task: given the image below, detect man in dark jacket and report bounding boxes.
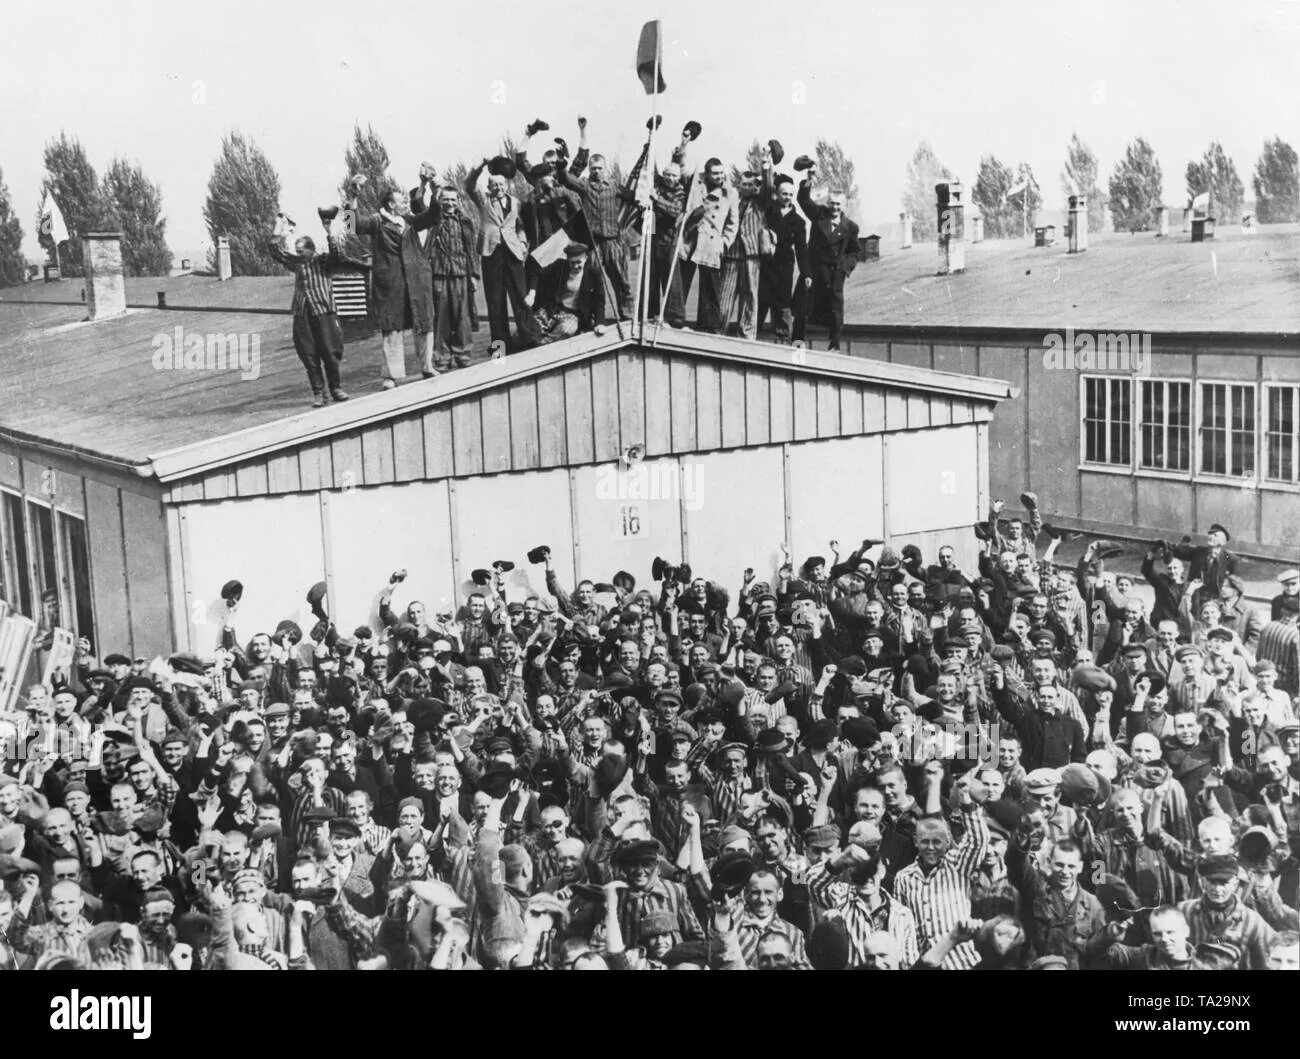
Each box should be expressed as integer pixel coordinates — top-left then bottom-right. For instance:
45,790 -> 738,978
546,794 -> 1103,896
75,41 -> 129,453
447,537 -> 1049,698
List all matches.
354,177 -> 440,387
758,168 -> 808,344
797,162 -> 860,351
533,244 -> 603,343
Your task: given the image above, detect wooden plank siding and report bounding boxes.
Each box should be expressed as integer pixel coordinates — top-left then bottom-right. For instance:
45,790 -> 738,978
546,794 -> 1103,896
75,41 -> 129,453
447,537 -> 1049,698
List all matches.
160,350 -> 998,502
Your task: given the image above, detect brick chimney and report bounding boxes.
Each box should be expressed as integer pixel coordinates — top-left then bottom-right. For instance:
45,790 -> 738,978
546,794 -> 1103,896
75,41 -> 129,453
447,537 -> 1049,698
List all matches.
1068,195 -> 1088,253
216,235 -> 232,281
82,233 -> 126,320
899,213 -> 913,249
935,182 -> 965,275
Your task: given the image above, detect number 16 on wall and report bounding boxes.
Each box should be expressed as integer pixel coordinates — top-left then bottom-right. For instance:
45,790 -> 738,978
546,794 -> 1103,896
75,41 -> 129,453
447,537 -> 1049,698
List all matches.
619,504 -> 646,539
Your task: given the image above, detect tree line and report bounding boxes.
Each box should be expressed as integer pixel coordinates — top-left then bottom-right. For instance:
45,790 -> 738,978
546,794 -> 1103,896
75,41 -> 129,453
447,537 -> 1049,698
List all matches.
0,127 -> 1297,286
905,134 -> 1298,240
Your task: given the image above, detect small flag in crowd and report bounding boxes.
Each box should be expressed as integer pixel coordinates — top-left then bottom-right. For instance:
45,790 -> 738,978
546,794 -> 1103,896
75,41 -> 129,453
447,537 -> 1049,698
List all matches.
636,20 -> 666,94
38,190 -> 70,251
531,208 -> 597,269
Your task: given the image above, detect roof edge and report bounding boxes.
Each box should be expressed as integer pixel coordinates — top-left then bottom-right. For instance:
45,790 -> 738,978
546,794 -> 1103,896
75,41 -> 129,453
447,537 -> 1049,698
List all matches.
147,326 -> 1013,484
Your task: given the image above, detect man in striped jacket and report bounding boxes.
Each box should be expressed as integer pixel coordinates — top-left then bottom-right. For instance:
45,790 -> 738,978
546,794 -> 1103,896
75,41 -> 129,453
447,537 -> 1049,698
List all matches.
268,215 -> 352,407
891,763 -> 990,969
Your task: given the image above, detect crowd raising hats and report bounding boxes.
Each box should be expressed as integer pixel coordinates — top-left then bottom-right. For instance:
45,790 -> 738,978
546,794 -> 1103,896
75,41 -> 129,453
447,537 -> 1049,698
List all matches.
0,493 -> 1296,973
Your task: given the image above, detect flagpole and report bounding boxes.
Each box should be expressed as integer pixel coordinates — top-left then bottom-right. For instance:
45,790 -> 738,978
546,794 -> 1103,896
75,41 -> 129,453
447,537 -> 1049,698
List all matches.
634,35 -> 660,342
651,166 -> 695,349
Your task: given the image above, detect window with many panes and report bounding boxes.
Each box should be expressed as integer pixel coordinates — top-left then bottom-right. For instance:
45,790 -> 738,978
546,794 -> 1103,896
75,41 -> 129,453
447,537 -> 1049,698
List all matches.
1083,376 -> 1132,466
1265,384 -> 1300,484
1139,379 -> 1191,472
1199,383 -> 1255,478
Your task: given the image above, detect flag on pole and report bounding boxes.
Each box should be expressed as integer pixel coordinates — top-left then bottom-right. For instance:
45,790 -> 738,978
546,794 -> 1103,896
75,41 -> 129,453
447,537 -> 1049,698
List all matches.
636,20 -> 666,94
1006,179 -> 1029,200
1191,191 -> 1210,213
38,190 -> 70,251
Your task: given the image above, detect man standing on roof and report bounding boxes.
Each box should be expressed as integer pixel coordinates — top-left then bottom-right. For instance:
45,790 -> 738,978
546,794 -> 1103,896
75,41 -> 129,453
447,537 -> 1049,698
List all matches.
797,159 -> 859,352
352,173 -> 442,388
268,213 -> 353,408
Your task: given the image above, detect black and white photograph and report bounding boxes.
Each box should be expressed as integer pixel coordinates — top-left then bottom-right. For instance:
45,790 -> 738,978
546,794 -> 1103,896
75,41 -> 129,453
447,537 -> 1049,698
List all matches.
0,0 -> 1297,1025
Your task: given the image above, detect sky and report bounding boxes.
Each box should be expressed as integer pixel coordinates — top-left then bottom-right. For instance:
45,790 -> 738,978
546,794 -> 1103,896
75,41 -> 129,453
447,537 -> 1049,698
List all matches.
3,0 -> 1298,261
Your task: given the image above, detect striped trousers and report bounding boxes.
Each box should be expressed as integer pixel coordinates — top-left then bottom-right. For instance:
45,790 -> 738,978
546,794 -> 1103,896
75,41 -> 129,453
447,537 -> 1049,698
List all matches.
720,256 -> 761,339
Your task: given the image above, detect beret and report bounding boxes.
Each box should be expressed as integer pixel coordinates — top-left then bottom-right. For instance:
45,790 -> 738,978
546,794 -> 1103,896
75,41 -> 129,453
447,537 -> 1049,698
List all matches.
837,656 -> 868,677
1205,627 -> 1233,642
1072,665 -> 1116,694
1058,763 -> 1101,807
710,849 -> 757,891
990,645 -> 1017,664
1028,629 -> 1057,647
133,808 -> 166,835
984,799 -> 1025,836
328,818 -> 361,838
103,653 -> 132,667
840,717 -> 879,750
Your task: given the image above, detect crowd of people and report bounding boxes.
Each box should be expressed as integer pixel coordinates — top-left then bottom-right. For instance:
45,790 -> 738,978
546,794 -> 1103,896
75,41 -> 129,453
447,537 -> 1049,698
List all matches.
269,116 -> 862,407
1,492 -> 1298,972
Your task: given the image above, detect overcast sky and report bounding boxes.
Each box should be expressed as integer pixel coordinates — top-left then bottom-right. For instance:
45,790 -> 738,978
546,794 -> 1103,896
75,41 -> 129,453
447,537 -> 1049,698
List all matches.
3,0 -> 1298,260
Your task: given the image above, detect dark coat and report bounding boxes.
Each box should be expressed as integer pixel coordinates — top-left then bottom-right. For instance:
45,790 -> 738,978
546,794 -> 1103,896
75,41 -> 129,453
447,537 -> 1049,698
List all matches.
355,199 -> 440,332
796,181 -> 859,324
760,202 -> 809,309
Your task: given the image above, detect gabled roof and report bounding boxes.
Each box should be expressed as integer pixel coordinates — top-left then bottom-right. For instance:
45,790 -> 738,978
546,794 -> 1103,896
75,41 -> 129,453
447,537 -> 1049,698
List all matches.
147,325 -> 1013,483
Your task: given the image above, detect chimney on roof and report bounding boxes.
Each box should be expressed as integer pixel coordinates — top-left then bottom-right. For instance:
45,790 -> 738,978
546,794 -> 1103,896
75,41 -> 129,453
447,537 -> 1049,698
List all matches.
1156,207 -> 1169,238
82,233 -> 126,320
899,213 -> 913,249
935,182 -> 965,275
1068,195 -> 1087,253
216,235 -> 232,281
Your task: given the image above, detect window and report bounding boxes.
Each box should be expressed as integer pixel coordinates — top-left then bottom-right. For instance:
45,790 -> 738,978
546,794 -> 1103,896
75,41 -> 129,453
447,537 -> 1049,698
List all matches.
1139,380 -> 1191,472
1,492 -> 31,617
1083,376 -> 1131,466
58,512 -> 94,642
1265,384 -> 1300,484
1199,383 -> 1255,478
28,501 -> 57,601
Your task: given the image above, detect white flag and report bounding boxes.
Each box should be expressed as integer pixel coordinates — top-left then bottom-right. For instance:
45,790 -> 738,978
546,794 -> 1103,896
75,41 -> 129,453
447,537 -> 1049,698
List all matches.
531,226 -> 573,268
38,190 -> 70,248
